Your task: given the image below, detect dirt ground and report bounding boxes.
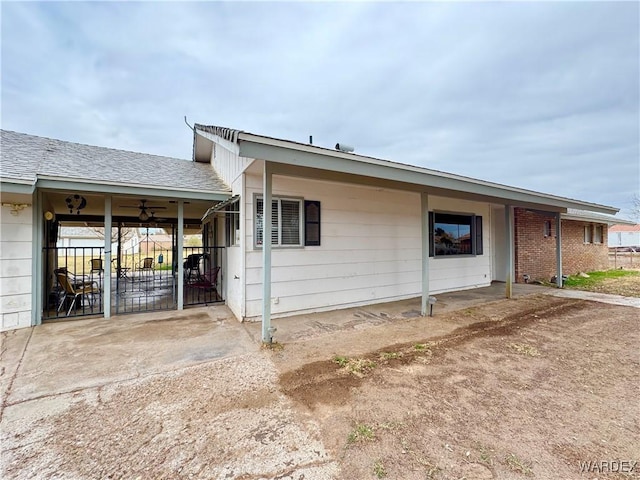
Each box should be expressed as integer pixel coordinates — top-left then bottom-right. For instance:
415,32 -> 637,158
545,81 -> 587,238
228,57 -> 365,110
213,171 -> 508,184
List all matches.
273,296 -> 640,479
2,294 -> 639,479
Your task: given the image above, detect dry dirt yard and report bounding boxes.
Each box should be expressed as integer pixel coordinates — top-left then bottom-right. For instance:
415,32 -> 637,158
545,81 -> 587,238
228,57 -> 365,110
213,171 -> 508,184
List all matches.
274,296 -> 639,480
2,295 -> 639,479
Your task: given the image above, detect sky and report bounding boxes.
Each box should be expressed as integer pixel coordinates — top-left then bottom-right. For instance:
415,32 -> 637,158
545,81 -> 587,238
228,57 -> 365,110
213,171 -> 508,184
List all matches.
2,1 -> 639,219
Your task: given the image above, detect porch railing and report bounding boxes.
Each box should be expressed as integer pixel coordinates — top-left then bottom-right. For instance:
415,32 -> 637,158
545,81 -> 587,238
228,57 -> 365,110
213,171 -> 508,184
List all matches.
43,246 -> 105,319
183,246 -> 225,306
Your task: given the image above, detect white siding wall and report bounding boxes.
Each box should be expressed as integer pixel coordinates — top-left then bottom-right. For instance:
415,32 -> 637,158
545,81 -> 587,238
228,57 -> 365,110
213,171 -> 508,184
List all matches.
202,131 -> 252,188
224,175 -> 245,320
243,172 -> 492,319
0,199 -> 33,330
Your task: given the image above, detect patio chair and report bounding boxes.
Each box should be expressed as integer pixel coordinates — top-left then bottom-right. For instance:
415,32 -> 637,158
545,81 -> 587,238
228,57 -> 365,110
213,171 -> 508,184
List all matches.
183,254 -> 202,282
188,266 -> 221,303
89,258 -> 104,282
136,257 -> 154,276
56,271 -> 100,316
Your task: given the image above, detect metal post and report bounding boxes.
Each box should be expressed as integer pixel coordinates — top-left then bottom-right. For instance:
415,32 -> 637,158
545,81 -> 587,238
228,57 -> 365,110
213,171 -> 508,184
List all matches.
505,205 -> 514,298
32,190 -> 43,326
262,161 -> 273,343
177,200 -> 184,310
420,192 -> 430,316
104,195 -> 112,318
555,212 -> 563,288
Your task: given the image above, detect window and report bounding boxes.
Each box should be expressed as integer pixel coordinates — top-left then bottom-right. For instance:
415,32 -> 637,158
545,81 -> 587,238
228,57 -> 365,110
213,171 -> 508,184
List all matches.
256,197 -> 302,247
584,225 -> 593,244
429,212 -> 483,257
225,204 -> 240,247
594,225 -> 603,244
304,201 -> 321,246
543,220 -> 552,237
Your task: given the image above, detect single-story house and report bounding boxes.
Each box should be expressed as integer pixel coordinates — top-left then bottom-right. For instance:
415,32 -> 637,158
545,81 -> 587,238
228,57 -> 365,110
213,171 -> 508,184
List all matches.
608,224 -> 640,249
514,208 -> 635,282
0,127 -> 630,339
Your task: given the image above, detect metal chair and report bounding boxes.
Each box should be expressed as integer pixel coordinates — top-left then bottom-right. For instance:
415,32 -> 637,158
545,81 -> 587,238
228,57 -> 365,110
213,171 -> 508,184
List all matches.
89,258 -> 104,282
56,272 -> 100,316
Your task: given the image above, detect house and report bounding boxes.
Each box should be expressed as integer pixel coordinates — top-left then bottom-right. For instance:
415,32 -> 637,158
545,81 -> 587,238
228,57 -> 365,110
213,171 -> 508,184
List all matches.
191,124 -> 628,341
608,224 -> 640,250
0,127 -> 630,337
514,208 -> 635,283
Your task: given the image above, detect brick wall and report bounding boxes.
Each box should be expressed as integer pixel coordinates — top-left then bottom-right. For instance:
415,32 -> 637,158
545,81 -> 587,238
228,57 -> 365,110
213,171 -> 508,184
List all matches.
514,208 -> 609,283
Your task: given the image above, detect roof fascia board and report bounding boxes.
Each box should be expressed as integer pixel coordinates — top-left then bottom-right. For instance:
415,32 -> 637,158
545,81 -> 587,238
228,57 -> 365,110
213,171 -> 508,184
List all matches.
36,178 -> 230,201
267,162 -> 567,211
561,213 -> 635,226
239,139 -> 618,215
1,181 -> 35,194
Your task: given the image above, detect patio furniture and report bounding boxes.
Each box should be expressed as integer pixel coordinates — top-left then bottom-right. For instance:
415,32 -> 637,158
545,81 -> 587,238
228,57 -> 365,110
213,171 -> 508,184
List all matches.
183,254 -> 203,282
89,258 -> 104,282
136,257 -> 154,276
187,266 -> 221,303
56,271 -> 100,316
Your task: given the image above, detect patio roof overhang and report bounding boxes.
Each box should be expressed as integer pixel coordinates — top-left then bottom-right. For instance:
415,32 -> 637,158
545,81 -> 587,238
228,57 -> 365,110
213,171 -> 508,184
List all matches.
35,176 -> 231,202
235,133 -> 619,215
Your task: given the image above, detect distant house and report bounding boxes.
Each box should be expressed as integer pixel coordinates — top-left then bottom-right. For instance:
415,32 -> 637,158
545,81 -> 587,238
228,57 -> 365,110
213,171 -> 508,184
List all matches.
608,224 -> 640,249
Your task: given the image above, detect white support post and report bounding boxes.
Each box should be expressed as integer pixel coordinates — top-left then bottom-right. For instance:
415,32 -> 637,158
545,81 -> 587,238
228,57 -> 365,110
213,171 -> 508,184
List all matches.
262,162 -> 273,343
420,192 -> 430,316
505,205 -> 514,299
177,200 -> 184,310
556,212 -> 563,288
104,195 -> 112,318
32,190 -> 43,326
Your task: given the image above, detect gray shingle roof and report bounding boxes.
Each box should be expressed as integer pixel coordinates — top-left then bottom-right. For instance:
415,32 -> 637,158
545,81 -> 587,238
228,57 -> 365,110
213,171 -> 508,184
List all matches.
1,130 -> 230,193
563,208 -> 634,225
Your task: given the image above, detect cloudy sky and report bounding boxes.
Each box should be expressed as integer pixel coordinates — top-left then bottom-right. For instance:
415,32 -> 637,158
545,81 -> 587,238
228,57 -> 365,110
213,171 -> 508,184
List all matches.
2,1 -> 638,218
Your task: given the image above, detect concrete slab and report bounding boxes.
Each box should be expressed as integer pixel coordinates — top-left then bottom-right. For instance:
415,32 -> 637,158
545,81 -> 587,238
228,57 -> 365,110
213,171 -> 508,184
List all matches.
245,282 -> 552,345
4,305 -> 256,405
547,288 -> 640,308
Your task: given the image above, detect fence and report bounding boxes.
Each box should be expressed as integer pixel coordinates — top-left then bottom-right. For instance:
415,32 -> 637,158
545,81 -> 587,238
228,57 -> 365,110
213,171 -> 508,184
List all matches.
609,248 -> 639,269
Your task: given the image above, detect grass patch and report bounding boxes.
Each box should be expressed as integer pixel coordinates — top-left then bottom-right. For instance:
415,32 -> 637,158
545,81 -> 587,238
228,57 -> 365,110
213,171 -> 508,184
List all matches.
380,351 -> 402,360
261,341 -> 284,352
373,460 -> 387,478
509,343 -> 540,357
414,343 -> 429,351
563,269 -> 639,289
505,453 -> 533,475
347,423 -> 375,444
333,356 -> 376,376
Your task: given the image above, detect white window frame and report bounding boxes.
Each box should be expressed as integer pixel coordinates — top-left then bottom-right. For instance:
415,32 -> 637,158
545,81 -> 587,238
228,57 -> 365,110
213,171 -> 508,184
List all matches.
254,195 -> 304,248
584,225 -> 593,244
593,225 -> 603,244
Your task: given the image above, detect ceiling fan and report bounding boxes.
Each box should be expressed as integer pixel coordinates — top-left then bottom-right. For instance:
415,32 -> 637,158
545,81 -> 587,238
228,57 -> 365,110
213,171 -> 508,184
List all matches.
121,199 -> 167,221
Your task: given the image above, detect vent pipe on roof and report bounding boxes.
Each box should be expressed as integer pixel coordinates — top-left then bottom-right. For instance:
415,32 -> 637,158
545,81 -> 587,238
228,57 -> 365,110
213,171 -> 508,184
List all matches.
335,143 -> 354,153
309,135 -> 313,145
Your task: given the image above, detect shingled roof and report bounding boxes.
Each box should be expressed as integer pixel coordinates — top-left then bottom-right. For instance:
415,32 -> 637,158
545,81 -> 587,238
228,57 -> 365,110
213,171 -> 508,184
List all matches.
1,130 -> 230,194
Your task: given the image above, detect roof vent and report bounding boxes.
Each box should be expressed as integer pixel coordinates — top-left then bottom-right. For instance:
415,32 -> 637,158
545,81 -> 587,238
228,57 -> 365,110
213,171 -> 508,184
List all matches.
335,143 -> 354,153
